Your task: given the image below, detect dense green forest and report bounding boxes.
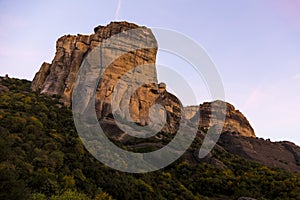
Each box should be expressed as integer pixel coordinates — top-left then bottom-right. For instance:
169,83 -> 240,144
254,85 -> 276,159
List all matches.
1,77 -> 300,200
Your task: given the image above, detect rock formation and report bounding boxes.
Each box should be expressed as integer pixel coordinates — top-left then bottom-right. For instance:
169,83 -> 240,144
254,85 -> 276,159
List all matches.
218,134 -> 300,173
31,21 -> 256,138
200,101 -> 255,137
128,83 -> 182,134
32,21 -> 183,138
31,21 -> 157,109
183,106 -> 199,120
184,101 -> 255,137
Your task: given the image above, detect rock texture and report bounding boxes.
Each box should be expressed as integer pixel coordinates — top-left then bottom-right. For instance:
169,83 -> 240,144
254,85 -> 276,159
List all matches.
187,100 -> 255,137
31,62 -> 51,91
32,21 -> 184,138
31,21 -> 255,138
99,82 -> 182,141
218,134 -> 300,173
183,106 -> 199,120
129,83 -> 181,134
32,22 -> 157,109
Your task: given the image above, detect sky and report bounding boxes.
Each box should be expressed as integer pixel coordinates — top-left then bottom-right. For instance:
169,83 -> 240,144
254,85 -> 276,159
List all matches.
0,0 -> 300,145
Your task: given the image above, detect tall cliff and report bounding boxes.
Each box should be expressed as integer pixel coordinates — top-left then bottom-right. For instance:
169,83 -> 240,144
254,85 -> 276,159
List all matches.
31,21 -> 255,138
32,21 -> 181,135
31,22 -> 157,108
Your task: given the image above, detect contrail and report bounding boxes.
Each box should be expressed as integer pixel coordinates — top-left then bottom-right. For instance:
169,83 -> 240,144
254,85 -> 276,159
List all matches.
115,0 -> 122,20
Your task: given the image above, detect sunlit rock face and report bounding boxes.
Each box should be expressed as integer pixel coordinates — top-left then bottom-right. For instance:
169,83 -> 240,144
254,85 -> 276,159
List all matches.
31,21 -> 157,110
32,21 -> 255,138
186,101 -> 255,137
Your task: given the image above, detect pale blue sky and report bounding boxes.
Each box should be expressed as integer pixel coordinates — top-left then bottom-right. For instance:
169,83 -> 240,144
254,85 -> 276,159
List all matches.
1,0 -> 300,144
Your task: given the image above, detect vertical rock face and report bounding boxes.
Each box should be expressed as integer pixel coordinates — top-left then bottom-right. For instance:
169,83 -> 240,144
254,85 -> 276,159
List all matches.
31,21 -> 182,135
31,21 -> 255,138
31,21 -> 158,108
31,62 -> 51,91
129,83 -> 182,134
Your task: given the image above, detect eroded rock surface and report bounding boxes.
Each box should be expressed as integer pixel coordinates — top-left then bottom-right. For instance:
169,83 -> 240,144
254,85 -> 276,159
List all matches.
218,134 -> 300,173
187,101 -> 255,137
32,22 -> 157,110
31,21 -> 255,138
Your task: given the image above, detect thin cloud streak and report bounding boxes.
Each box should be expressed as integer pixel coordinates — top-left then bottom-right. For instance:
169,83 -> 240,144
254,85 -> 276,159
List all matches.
115,0 -> 122,20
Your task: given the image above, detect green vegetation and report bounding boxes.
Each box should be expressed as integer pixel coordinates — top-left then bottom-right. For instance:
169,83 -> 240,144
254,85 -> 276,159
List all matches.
1,77 -> 300,199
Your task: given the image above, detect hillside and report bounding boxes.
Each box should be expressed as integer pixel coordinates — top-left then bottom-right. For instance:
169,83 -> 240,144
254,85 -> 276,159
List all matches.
1,76 -> 300,199
2,21 -> 300,200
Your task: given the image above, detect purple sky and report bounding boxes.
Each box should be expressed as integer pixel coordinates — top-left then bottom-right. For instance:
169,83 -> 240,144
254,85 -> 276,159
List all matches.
1,0 -> 300,144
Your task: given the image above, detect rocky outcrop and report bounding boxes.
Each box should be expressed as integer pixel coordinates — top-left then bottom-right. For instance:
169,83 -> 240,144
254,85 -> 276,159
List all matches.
31,62 -> 51,91
32,21 -> 183,138
187,100 -> 255,137
218,134 -> 300,173
183,106 -> 199,120
31,22 -> 157,109
31,21 -> 255,138
129,83 -> 181,134
99,82 -> 182,141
